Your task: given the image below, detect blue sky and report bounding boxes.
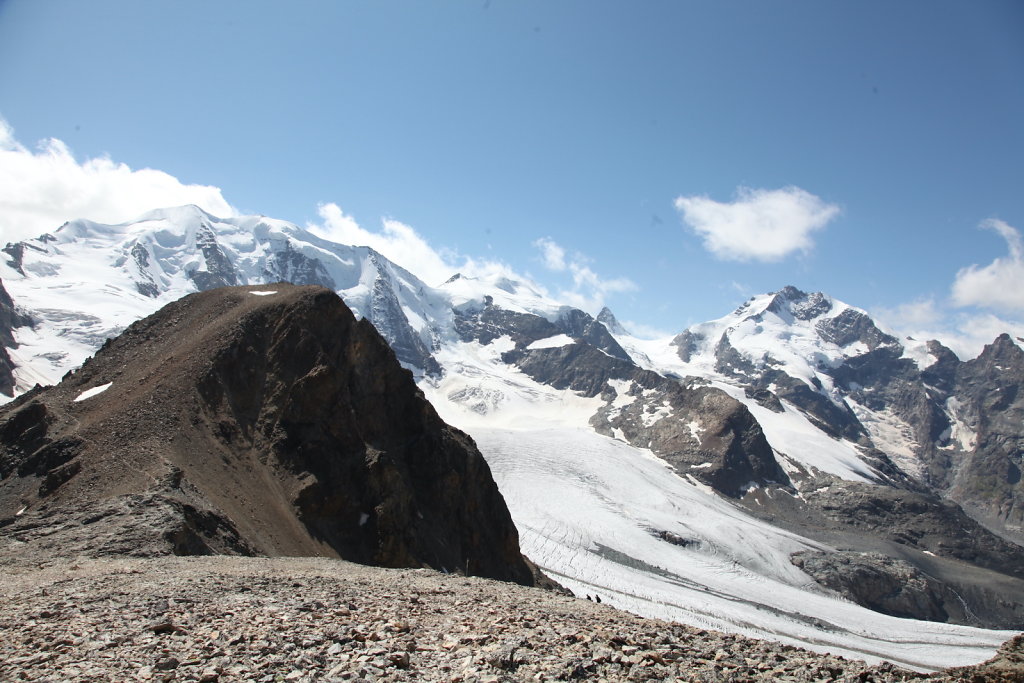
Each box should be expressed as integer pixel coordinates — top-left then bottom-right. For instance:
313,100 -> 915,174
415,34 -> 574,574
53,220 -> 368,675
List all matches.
0,0 -> 1022,355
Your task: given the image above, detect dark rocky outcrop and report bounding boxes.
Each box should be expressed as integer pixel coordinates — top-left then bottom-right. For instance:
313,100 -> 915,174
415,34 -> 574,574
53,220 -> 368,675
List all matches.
792,550 -> 1024,628
0,285 -> 533,585
129,242 -> 161,297
366,266 -> 442,377
187,225 -> 240,291
454,297 -> 629,362
592,372 -> 790,497
554,308 -> 631,361
262,241 -> 337,290
743,478 -> 1024,628
944,334 -> 1024,532
0,279 -> 32,397
596,306 -> 627,336
815,307 -> 900,351
764,286 -> 833,321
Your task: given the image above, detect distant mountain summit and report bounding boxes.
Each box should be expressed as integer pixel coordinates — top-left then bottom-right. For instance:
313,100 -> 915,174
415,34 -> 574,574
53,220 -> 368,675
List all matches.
634,285 -> 1024,537
0,284 -> 534,584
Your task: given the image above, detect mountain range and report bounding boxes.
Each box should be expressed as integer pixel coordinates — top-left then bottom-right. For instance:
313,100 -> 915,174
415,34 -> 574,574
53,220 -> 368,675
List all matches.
2,205 -> 1023,670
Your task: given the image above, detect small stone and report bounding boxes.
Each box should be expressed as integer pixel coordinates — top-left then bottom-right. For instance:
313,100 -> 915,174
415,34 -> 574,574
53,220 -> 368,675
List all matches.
389,651 -> 411,669
148,620 -> 178,634
154,656 -> 180,671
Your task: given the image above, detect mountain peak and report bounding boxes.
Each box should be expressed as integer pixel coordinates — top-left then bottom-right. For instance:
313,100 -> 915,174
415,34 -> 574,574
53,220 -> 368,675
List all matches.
764,286 -> 833,321
135,204 -> 218,224
596,306 -> 628,336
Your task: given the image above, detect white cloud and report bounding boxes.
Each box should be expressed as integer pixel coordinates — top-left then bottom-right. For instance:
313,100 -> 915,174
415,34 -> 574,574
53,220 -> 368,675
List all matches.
533,237 -> 567,271
310,203 -> 457,286
0,119 -> 235,243
882,218 -> 1024,358
312,205 -> 554,300
532,236 -> 637,313
674,186 -> 839,262
951,219 -> 1024,312
873,297 -> 1024,360
878,219 -> 1024,358
876,298 -> 945,329
620,320 -> 674,340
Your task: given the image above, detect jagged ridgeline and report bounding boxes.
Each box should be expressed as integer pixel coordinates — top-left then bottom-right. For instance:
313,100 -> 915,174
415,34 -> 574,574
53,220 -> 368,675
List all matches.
0,285 -> 534,585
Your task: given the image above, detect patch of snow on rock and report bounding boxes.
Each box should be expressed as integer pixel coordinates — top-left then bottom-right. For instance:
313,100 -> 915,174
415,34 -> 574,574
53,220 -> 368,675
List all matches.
73,382 -> 112,402
527,334 -> 574,351
641,401 -> 673,427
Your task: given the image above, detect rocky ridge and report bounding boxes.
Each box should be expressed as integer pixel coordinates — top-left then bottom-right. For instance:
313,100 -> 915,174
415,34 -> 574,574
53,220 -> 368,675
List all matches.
0,284 -> 532,584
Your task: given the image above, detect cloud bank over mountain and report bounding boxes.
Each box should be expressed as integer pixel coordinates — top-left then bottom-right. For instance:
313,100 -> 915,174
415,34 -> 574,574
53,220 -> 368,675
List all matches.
952,219 -> 1024,313
0,119 -> 235,243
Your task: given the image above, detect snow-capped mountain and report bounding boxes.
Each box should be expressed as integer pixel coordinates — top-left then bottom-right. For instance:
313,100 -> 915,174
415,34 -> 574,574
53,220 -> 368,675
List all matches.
611,285 -> 1024,537
1,205 -> 451,389
3,207 -> 1023,670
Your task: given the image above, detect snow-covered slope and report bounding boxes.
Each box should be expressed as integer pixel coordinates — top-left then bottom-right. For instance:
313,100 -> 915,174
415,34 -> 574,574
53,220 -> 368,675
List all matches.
1,205 -> 451,390
3,208 -> 1022,669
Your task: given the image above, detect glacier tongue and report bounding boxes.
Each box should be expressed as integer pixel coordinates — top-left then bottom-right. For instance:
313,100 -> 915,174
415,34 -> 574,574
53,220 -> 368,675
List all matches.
475,427 -> 1011,671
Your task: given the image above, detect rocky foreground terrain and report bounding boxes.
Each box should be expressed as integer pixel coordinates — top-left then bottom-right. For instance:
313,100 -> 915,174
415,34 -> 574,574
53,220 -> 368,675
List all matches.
0,555 -> 1021,683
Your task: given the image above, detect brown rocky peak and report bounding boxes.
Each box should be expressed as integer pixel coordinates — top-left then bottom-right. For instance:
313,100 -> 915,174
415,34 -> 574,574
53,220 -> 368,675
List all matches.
0,284 -> 534,585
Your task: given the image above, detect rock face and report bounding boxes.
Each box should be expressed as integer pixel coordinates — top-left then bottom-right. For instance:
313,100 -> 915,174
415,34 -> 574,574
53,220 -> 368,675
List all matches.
742,476 -> 1024,629
942,334 -> 1024,530
791,550 -> 1024,628
0,284 -> 533,585
0,279 -> 31,397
